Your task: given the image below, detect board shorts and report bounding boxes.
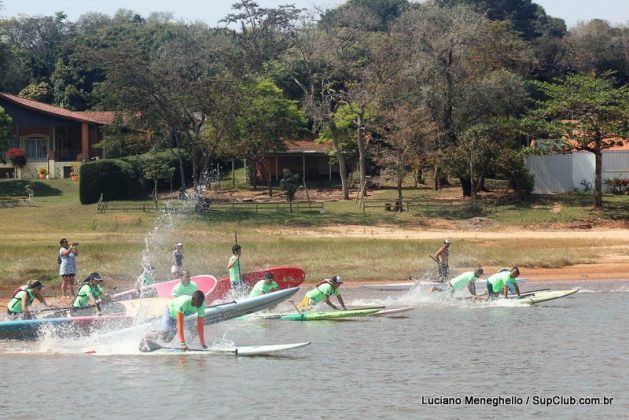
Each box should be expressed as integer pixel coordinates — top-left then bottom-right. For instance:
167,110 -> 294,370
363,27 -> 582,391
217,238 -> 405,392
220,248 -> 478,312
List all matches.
296,295 -> 314,310
160,308 -> 177,342
171,265 -> 183,274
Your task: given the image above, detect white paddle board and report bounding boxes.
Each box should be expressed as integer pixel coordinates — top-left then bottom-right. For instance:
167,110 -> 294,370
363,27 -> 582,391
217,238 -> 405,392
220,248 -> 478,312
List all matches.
153,342 -> 311,356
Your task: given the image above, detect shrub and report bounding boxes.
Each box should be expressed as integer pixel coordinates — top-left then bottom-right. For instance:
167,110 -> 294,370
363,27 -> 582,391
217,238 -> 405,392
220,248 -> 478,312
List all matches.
79,159 -> 145,204
6,147 -> 27,168
605,177 -> 629,195
494,149 -> 535,199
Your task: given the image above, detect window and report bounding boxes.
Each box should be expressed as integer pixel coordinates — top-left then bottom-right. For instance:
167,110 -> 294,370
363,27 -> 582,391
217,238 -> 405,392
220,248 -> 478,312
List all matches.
25,136 -> 48,161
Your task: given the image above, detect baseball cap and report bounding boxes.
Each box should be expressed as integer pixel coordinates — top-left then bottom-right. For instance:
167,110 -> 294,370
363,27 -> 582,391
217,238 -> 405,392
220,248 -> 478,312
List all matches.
90,272 -> 103,281
28,280 -> 45,289
176,242 -> 183,247
331,275 -> 343,283
444,239 -> 451,244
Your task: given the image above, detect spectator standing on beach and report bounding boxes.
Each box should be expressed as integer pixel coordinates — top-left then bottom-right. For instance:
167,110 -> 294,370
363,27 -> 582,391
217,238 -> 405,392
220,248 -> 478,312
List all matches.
171,242 -> 184,278
59,238 -> 78,297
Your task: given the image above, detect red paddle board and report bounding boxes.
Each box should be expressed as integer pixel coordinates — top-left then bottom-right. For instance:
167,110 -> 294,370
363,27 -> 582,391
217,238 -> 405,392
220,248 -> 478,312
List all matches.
205,266 -> 305,304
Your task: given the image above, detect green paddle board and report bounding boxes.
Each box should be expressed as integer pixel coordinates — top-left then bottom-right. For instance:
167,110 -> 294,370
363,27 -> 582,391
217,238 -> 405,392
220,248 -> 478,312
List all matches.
280,308 -> 380,321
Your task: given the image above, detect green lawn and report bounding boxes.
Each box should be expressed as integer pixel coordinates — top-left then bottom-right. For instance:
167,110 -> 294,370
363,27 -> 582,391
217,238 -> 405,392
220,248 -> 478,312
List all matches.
0,178 -> 627,291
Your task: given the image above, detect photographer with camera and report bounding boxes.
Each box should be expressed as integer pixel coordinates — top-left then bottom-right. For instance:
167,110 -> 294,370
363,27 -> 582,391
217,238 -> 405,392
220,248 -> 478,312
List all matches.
59,238 -> 79,298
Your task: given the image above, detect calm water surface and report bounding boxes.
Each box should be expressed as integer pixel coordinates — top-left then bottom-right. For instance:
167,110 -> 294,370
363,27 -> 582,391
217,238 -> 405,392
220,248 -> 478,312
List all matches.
1,281 -> 627,419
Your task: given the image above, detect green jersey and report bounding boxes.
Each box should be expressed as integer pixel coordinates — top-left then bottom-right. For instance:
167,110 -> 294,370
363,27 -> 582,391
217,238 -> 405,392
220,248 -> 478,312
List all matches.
168,295 -> 206,319
73,283 -> 102,307
305,282 -> 340,304
449,272 -> 478,290
171,281 -> 198,297
7,289 -> 35,313
249,280 -> 279,297
228,255 -> 241,284
487,271 -> 517,293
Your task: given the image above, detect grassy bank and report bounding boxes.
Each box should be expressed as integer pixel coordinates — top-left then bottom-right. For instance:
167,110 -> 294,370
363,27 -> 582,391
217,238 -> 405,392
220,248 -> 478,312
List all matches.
0,179 -> 627,294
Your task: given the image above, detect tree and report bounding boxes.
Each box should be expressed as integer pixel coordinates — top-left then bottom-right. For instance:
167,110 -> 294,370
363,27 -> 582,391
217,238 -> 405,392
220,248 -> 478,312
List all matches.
528,73 -> 629,208
236,79 -> 306,196
280,168 -> 300,212
18,81 -> 53,102
0,106 -> 12,155
141,153 -> 175,207
373,104 -> 436,201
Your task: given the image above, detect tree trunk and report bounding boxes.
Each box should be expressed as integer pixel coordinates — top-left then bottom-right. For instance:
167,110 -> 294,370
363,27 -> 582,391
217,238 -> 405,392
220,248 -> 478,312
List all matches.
460,176 -> 472,197
265,159 -> 273,197
330,125 -> 350,200
397,178 -> 403,201
356,111 -> 366,191
470,160 -> 476,202
433,164 -> 440,191
594,148 -> 603,208
173,131 -> 186,199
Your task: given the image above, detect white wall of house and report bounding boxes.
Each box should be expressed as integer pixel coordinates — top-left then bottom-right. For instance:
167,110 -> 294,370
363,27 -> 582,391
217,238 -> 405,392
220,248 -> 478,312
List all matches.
572,152 -> 595,191
527,151 -> 629,193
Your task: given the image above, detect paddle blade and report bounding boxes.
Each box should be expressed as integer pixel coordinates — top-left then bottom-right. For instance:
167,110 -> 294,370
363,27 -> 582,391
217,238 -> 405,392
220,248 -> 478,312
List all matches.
139,338 -> 162,353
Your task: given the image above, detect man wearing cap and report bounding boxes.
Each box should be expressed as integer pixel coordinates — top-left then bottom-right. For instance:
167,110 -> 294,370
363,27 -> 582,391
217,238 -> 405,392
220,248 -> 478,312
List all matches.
73,272 -> 108,315
446,267 -> 484,296
249,272 -> 279,297
434,239 -> 451,282
297,276 -> 347,311
6,280 -> 50,319
171,243 -> 184,279
140,290 -> 207,352
171,270 -> 198,297
486,267 -> 521,300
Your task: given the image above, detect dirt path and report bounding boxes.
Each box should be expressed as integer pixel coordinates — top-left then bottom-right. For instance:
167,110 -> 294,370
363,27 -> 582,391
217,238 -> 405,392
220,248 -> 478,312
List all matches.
258,225 -> 629,283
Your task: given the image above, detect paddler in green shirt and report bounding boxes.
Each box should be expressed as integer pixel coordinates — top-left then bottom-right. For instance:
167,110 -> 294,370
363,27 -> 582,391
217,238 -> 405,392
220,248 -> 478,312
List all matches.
486,267 -> 521,299
140,290 -> 207,352
227,244 -> 245,294
249,272 -> 279,297
297,275 -> 347,311
171,270 -> 198,297
6,280 -> 50,319
448,267 -> 484,295
73,272 -> 107,315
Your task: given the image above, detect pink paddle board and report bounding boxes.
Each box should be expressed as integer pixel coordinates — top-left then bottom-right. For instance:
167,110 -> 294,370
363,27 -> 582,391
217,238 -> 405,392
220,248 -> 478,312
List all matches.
113,275 -> 218,301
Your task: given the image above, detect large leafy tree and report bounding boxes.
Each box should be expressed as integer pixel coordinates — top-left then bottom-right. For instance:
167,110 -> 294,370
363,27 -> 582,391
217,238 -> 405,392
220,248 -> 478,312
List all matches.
0,106 -> 12,154
236,79 -> 306,196
528,73 -> 629,208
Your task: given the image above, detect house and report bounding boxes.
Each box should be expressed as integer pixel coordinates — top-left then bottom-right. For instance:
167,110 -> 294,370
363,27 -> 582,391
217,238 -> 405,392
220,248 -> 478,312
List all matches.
255,139 -> 340,184
0,93 -> 117,179
525,139 -> 629,193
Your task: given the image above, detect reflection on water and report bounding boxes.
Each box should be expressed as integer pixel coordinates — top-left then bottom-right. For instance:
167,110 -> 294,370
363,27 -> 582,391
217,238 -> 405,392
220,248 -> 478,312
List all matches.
1,282 -> 627,418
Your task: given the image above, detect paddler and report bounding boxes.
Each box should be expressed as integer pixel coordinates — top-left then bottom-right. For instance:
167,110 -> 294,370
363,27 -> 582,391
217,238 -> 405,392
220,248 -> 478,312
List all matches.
227,244 -> 244,294
73,272 -> 108,315
433,239 -> 451,282
249,272 -> 279,297
171,270 -> 198,297
140,290 -> 207,352
6,280 -> 50,319
136,264 -> 156,296
486,267 -> 521,299
447,267 -> 484,295
297,275 -> 347,311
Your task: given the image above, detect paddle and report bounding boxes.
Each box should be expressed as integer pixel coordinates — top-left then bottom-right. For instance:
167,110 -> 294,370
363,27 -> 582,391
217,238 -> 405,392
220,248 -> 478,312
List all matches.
427,255 -> 439,265
286,299 -> 303,315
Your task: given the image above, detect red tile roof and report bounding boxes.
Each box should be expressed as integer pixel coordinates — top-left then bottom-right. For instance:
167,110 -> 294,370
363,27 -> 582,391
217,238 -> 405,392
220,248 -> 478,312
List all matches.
0,92 -> 114,125
284,139 -> 332,153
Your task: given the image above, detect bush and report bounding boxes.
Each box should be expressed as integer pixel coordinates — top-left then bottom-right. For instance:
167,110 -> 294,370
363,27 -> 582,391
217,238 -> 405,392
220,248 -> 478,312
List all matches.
79,159 -> 145,204
6,147 -> 27,168
605,177 -> 629,194
494,149 -> 535,199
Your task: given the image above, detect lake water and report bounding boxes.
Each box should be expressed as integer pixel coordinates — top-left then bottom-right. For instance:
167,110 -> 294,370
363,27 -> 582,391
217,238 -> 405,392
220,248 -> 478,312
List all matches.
1,280 -> 627,419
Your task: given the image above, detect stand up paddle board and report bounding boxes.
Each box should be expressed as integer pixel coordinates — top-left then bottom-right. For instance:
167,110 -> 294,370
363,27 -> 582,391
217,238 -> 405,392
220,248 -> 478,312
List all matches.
514,289 -> 578,304
372,307 -> 414,316
149,342 -> 311,356
279,308 -> 380,321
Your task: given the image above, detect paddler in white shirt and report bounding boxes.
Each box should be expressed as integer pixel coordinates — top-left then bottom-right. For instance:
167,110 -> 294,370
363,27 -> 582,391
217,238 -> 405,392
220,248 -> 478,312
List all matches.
296,275 -> 347,311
